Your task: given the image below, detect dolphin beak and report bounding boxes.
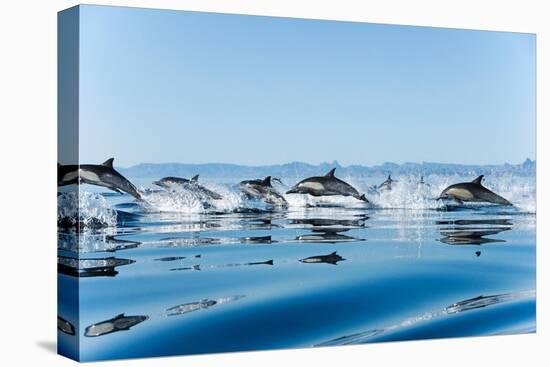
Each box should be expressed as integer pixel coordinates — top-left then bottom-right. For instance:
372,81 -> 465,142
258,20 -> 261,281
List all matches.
286,187 -> 298,194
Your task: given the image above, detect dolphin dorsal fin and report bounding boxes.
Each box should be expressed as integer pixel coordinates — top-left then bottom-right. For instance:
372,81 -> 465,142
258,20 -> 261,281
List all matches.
101,158 -> 114,168
325,168 -> 336,177
263,176 -> 272,186
191,174 -> 199,182
472,175 -> 484,185
330,251 -> 337,255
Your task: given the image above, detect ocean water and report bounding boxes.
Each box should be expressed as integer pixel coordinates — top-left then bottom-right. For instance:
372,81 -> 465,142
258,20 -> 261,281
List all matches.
57,174 -> 536,361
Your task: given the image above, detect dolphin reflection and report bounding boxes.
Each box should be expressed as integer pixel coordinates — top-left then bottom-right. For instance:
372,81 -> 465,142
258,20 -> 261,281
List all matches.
57,316 -> 75,335
58,256 -> 135,277
299,251 -> 346,265
437,218 -> 511,246
296,232 -> 364,243
436,218 -> 512,245
85,314 -> 148,337
166,295 -> 245,316
316,290 -> 535,346
290,217 -> 367,232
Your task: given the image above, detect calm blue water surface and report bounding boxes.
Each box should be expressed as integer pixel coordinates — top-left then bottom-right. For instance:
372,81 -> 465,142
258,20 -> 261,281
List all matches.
57,177 -> 536,361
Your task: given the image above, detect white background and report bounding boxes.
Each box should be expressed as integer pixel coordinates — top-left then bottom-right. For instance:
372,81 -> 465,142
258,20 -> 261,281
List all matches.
0,0 -> 547,366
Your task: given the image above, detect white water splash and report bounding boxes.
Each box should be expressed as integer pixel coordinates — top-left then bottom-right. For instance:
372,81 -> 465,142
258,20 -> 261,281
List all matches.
284,193 -> 366,208
346,174 -> 535,213
207,183 -> 243,212
130,173 -> 535,214
140,183 -> 242,214
57,191 -> 118,228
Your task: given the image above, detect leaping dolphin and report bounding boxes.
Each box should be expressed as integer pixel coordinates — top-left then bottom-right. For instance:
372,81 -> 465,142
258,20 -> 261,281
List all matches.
239,176 -> 288,208
153,175 -> 223,200
438,175 -> 512,206
286,168 -> 368,202
378,174 -> 396,191
58,158 -> 142,200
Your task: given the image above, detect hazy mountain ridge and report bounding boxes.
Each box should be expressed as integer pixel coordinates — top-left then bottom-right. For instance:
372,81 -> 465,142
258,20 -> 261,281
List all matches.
118,159 -> 535,179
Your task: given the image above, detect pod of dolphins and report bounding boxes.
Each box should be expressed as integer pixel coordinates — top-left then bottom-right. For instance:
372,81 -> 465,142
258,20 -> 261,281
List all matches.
57,158 -> 513,207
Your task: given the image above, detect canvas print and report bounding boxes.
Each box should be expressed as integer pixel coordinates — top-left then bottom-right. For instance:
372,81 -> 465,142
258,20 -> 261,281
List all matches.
57,5 -> 536,362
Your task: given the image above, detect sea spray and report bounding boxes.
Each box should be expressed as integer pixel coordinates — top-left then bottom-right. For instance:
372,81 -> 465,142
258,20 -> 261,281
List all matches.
139,183 -> 242,214
57,191 -> 118,229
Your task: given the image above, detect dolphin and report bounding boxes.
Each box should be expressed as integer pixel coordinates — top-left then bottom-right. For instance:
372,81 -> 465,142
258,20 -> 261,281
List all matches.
299,251 -> 346,265
239,176 -> 288,208
286,168 -> 368,202
58,158 -> 142,200
378,174 -> 396,191
153,175 -> 223,200
84,313 -> 148,337
438,175 -> 512,205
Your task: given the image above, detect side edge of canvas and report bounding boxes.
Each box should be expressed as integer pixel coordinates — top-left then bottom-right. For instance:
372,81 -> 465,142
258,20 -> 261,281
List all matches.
57,5 -> 80,362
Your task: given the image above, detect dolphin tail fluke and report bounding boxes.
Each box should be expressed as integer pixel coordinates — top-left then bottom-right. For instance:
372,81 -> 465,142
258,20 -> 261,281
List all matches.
191,174 -> 199,182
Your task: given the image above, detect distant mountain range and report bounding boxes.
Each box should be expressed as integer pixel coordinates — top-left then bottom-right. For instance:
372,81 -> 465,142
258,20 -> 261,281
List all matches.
118,158 -> 535,179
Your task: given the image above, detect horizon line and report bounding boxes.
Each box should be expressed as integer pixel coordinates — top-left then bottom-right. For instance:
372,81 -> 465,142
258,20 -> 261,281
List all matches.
118,158 -> 535,169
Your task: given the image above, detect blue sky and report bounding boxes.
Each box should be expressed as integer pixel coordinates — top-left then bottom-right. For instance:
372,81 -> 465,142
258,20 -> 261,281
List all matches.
78,5 -> 535,167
